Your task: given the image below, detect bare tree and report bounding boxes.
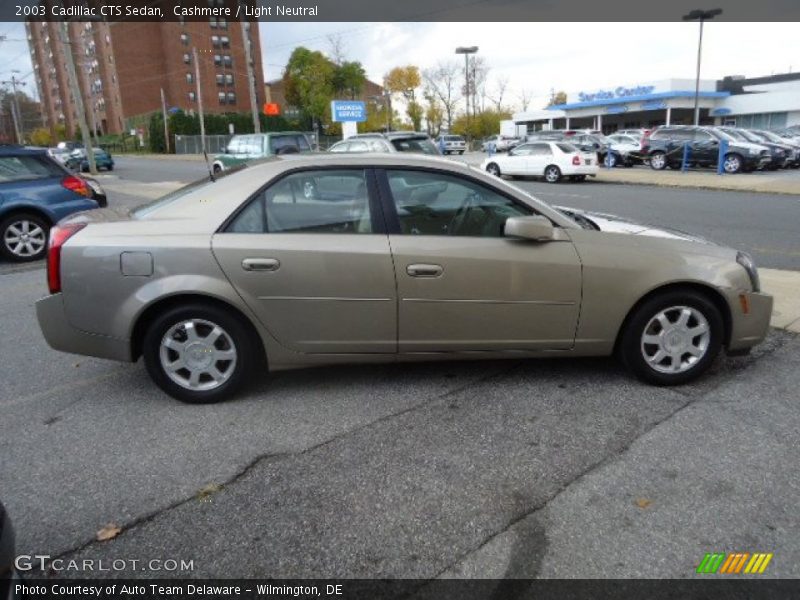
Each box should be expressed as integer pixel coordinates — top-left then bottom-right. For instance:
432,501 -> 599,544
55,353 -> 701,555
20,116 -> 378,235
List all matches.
470,55 -> 490,115
486,75 -> 509,112
326,34 -> 347,65
422,61 -> 461,131
517,88 -> 534,112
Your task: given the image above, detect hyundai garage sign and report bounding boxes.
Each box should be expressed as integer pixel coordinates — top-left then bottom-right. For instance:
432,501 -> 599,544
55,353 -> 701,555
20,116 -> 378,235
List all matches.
577,85 -> 656,103
331,100 -> 367,123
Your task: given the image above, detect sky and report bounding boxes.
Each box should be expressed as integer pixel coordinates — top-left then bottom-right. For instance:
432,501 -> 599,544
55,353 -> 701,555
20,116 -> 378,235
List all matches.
2,21 -> 799,112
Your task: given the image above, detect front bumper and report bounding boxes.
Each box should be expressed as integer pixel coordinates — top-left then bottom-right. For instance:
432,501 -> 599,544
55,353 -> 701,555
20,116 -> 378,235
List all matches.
36,293 -> 132,362
726,290 -> 773,352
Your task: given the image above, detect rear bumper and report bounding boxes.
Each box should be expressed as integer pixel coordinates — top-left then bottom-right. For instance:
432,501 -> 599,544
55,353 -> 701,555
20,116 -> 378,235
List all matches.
564,165 -> 599,176
36,293 -> 132,362
726,290 -> 773,351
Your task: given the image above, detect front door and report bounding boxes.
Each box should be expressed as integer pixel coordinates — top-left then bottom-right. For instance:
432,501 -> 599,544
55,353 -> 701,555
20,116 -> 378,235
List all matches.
380,168 -> 582,352
212,168 -> 397,354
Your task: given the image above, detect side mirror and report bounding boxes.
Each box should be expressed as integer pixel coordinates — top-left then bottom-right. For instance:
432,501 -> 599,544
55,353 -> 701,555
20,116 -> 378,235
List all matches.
504,215 -> 554,241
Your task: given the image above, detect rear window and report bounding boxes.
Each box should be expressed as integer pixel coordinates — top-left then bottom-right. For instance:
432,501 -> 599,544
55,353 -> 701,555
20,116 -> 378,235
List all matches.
444,136 -> 464,141
269,134 -> 310,154
0,154 -> 65,183
556,143 -> 578,153
390,137 -> 439,155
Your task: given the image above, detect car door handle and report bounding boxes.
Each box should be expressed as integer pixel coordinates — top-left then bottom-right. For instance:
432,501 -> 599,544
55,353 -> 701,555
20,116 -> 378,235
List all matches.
406,263 -> 443,278
242,258 -> 280,272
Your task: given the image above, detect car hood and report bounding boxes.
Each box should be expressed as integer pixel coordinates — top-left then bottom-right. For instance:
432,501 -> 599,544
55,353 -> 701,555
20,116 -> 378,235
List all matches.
555,206 -> 717,244
729,140 -> 770,153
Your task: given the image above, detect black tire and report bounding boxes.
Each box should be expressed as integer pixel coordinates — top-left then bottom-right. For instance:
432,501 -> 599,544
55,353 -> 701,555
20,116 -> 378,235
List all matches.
543,164 -> 562,183
107,164 -> 114,171
619,290 -> 723,386
649,151 -> 667,170
722,153 -> 744,174
459,151 -> 464,155
569,175 -> 587,182
486,162 -> 501,177
142,303 -> 262,403
0,212 -> 50,262
212,164 -> 222,174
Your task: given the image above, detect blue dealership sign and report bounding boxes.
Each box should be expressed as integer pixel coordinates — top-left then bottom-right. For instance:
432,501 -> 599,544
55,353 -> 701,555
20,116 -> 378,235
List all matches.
331,100 -> 367,123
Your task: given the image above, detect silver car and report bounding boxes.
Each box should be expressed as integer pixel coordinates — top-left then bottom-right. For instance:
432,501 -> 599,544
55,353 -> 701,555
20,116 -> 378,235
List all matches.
36,155 -> 772,403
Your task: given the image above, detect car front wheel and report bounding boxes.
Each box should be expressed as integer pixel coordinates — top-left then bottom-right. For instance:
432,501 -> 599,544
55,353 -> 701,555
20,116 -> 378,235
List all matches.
619,290 -> 723,386
0,213 -> 49,262
722,153 -> 743,174
143,303 -> 260,403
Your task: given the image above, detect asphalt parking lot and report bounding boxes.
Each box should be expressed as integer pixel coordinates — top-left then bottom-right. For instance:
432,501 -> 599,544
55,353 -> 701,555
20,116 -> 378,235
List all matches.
1,157 -> 799,581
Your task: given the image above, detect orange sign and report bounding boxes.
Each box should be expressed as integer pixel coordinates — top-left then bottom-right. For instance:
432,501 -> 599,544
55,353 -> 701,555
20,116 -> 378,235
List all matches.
263,103 -> 280,116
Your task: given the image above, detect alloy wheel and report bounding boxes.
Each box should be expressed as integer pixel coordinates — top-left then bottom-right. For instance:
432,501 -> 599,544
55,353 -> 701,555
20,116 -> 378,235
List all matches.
723,154 -> 742,174
3,219 -> 47,258
640,306 -> 710,374
159,319 -> 238,391
544,166 -> 561,183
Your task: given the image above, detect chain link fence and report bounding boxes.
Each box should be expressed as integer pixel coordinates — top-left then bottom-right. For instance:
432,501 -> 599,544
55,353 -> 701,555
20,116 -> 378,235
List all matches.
173,132 -> 328,154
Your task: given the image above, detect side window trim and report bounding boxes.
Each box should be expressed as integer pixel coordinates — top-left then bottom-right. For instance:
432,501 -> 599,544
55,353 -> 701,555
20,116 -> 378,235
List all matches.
374,167 -> 535,238
219,166 -> 388,235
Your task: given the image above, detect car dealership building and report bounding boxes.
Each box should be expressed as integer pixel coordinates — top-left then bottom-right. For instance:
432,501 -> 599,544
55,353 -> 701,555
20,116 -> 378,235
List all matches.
511,72 -> 800,134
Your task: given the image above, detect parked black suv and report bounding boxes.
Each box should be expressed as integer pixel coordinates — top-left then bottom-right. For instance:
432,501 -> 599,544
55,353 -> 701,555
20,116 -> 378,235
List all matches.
642,126 -> 770,173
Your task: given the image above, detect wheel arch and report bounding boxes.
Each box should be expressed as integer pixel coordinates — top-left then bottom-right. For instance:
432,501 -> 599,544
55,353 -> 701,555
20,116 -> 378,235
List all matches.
130,292 -> 267,365
612,282 -> 732,355
0,205 -> 55,227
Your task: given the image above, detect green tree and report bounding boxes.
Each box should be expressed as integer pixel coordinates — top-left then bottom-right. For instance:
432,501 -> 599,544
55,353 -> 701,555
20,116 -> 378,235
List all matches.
284,47 -> 335,130
546,90 -> 567,107
450,108 -> 512,140
30,127 -> 52,147
407,100 -> 424,131
384,66 -> 422,131
333,61 -> 367,100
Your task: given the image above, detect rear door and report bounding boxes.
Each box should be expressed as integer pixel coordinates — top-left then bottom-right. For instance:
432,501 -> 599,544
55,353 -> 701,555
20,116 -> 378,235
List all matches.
212,167 -> 397,354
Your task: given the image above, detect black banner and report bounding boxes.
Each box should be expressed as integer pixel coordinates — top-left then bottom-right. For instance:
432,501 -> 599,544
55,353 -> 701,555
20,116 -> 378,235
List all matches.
3,0 -> 800,22
12,579 -> 800,600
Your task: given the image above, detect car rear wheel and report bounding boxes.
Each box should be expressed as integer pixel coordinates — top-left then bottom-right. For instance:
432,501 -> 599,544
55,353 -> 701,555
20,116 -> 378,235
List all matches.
649,152 -> 667,170
544,165 -> 562,183
722,153 -> 743,174
486,162 -> 501,177
569,175 -> 587,182
143,303 -> 260,403
619,290 -> 723,386
0,213 -> 49,262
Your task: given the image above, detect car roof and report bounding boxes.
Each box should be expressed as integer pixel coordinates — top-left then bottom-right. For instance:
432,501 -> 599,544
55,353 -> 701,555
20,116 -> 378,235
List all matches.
0,145 -> 48,157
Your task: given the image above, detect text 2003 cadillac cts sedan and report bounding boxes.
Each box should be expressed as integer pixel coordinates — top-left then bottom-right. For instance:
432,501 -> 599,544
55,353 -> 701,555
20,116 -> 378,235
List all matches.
36,154 -> 772,403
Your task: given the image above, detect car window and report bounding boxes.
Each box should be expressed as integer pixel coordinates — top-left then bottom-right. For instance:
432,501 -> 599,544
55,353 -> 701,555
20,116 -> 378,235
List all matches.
386,169 -> 531,237
390,138 -> 439,154
529,144 -> 553,155
329,142 -> 350,153
556,143 -> 577,153
368,140 -> 391,152
0,154 -> 65,182
227,137 -> 242,154
348,141 -> 370,152
294,134 -> 311,151
269,135 -> 303,154
692,130 -> 714,142
511,144 -> 533,155
226,169 -> 372,234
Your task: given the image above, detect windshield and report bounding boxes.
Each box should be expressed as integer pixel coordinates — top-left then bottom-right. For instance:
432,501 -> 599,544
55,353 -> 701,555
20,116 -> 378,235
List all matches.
719,129 -> 745,141
390,137 -> 439,154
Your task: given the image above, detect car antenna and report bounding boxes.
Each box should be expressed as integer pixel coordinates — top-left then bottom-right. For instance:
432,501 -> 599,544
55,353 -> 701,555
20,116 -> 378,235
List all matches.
204,150 -> 216,182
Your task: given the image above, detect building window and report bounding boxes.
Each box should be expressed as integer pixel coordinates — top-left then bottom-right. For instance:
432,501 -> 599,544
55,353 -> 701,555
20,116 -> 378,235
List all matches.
188,92 -> 196,102
211,35 -> 220,47
225,73 -> 233,85
223,55 -> 232,68
220,36 -> 229,48
218,91 -> 226,104
180,33 -> 189,45
186,73 -> 193,84
183,53 -> 191,64
227,92 -> 236,104
216,73 -> 224,86
213,54 -> 221,66
218,18 -> 228,29
210,18 -> 217,28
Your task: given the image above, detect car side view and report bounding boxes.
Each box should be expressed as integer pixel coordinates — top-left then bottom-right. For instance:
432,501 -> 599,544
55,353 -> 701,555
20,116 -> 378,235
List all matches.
36,155 -> 772,404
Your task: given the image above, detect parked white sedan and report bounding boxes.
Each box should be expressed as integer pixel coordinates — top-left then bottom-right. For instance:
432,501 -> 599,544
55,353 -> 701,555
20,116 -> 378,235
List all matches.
482,141 -> 599,183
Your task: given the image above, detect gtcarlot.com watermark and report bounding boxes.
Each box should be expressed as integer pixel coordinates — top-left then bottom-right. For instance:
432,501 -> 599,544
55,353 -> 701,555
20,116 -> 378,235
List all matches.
15,554 -> 195,573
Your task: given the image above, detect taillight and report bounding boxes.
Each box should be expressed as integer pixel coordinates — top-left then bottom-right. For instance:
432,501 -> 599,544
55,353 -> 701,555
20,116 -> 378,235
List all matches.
47,222 -> 86,294
61,175 -> 91,198
572,155 -> 581,165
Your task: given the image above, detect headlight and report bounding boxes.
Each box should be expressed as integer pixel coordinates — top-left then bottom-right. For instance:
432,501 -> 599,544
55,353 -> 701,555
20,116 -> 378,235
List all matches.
736,251 -> 760,292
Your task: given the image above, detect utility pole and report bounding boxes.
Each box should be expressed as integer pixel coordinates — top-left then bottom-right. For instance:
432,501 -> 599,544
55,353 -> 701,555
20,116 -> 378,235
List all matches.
455,46 -> 478,143
240,16 -> 260,133
682,8 -> 723,126
1,73 -> 25,143
59,22 -> 96,174
160,87 -> 170,153
192,47 -> 206,155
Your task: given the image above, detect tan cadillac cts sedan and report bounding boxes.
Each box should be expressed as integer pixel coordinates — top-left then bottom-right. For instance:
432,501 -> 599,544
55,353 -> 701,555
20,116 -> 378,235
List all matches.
36,154 -> 772,403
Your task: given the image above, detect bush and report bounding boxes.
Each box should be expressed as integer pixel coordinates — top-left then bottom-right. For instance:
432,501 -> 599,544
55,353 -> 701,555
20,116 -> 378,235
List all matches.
30,128 -> 52,147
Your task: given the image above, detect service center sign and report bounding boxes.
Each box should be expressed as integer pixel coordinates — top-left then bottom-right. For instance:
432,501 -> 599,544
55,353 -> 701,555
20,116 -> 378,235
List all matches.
331,100 -> 367,123
576,85 -> 656,103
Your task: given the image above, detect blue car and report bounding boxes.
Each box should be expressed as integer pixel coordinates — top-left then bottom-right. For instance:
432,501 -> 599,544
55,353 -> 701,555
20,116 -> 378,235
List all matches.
0,146 -> 105,262
65,147 -> 115,172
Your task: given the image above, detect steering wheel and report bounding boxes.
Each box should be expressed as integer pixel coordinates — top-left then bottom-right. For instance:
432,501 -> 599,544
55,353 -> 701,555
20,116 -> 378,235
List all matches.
447,192 -> 480,235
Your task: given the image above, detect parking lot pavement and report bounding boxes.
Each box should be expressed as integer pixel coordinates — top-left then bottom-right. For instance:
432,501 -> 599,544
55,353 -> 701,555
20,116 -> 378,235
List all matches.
1,262 -> 798,579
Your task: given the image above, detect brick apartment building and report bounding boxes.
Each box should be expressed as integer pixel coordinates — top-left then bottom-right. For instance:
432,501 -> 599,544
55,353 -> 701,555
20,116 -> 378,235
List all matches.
26,19 -> 265,137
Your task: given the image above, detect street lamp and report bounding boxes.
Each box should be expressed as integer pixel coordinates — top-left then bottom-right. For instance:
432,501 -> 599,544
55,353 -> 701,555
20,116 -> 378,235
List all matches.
455,46 -> 478,139
682,8 -> 722,126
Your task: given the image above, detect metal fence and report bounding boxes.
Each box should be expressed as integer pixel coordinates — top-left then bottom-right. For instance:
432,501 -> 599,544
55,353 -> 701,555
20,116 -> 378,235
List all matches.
174,134 -> 232,155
